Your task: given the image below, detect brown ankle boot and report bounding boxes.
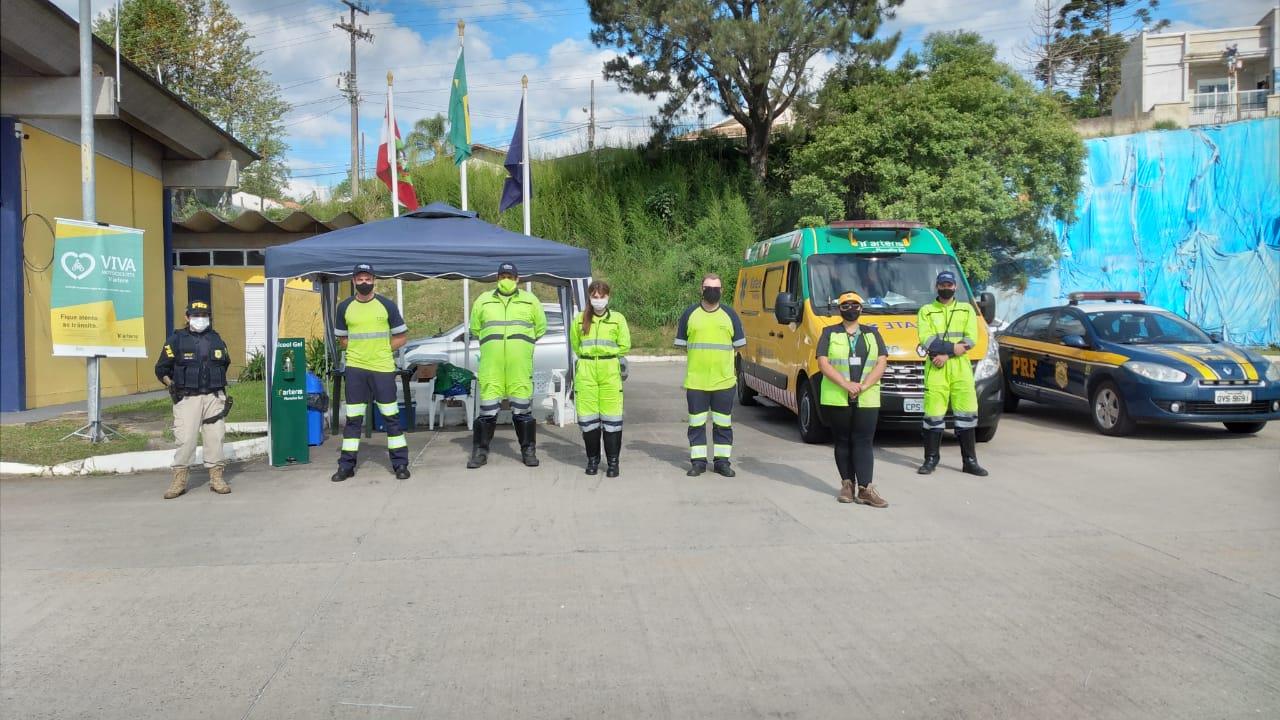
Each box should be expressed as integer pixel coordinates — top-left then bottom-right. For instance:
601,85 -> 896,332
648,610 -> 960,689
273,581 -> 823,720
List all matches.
854,483 -> 888,508
165,467 -> 189,499
838,479 -> 856,503
208,465 -> 230,494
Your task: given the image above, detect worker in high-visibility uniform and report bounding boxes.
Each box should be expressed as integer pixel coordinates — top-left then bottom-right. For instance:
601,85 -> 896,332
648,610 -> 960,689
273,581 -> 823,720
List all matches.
917,270 -> 988,476
332,263 -> 411,482
467,261 -> 548,469
816,291 -> 889,507
570,280 -> 631,477
674,272 -> 746,477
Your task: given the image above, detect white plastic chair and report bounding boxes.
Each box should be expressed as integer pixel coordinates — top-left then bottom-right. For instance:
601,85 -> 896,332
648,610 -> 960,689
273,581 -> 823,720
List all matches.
536,369 -> 574,427
428,378 -> 476,430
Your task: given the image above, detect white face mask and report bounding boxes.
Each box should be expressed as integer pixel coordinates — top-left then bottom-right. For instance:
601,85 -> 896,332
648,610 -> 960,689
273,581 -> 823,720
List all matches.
590,297 -> 609,313
189,317 -> 210,333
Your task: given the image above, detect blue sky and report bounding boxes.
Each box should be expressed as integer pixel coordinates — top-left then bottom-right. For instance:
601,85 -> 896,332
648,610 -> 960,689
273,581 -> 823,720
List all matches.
57,0 -> 1278,199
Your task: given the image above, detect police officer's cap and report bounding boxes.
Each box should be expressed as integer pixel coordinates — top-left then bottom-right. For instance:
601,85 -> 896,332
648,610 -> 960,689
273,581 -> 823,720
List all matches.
497,261 -> 519,277
935,270 -> 957,285
353,263 -> 374,276
186,300 -> 211,316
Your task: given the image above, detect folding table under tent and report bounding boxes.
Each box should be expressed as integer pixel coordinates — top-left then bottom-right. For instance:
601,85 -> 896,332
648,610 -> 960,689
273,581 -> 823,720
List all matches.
263,203 -> 592,464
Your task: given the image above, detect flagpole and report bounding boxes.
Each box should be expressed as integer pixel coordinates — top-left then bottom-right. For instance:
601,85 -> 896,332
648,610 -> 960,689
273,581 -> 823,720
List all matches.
388,70 -> 405,313
458,19 -> 472,373
522,75 -> 532,292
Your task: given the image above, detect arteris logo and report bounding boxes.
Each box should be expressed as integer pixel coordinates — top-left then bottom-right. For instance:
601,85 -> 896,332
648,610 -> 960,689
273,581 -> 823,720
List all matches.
61,252 -> 95,280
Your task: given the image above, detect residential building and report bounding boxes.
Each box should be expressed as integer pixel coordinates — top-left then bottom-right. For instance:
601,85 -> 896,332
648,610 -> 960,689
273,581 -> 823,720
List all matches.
1111,7 -> 1279,127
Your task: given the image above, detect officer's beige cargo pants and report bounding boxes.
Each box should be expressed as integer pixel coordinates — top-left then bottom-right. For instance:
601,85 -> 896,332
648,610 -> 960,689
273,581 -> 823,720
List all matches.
173,393 -> 226,468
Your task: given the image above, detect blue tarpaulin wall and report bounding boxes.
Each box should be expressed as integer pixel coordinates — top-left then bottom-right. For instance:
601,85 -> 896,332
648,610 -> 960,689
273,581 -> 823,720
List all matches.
992,118 -> 1279,346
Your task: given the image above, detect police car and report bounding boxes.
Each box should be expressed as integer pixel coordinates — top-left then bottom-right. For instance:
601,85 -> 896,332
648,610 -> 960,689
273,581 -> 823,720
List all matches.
997,292 -> 1280,436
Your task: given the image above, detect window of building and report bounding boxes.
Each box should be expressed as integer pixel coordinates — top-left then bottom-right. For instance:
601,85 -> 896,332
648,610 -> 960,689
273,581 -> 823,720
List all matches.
177,251 -> 211,266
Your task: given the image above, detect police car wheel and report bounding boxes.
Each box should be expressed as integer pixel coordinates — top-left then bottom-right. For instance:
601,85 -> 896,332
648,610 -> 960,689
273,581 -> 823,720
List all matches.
975,423 -> 997,443
1223,421 -> 1266,434
797,379 -> 831,444
1091,381 -> 1135,436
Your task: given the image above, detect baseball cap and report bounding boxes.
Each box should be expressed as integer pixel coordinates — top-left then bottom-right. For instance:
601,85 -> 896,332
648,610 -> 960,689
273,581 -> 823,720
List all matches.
935,270 -> 957,285
353,263 -> 374,276
497,261 -> 518,276
837,291 -> 865,306
186,300 -> 211,315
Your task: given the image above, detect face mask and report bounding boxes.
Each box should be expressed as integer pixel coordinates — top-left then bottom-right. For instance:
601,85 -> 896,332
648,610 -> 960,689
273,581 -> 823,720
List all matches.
840,308 -> 861,322
355,283 -> 374,296
189,317 -> 210,333
497,278 -> 517,295
702,287 -> 722,304
937,287 -> 956,300
590,297 -> 609,313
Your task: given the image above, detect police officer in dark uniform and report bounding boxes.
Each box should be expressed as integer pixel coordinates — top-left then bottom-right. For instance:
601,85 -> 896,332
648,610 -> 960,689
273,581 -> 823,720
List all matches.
155,300 -> 233,499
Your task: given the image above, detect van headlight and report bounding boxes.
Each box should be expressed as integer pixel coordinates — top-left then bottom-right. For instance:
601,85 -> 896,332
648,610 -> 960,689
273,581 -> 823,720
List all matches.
1124,361 -> 1187,383
974,333 -> 1000,381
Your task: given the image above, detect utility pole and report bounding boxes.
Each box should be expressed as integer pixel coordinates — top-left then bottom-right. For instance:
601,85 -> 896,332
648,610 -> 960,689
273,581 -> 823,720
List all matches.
335,1 -> 372,199
360,131 -> 366,181
584,79 -> 596,153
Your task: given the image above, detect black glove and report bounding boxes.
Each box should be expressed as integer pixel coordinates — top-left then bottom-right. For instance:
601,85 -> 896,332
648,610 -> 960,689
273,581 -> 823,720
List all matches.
167,382 -> 181,404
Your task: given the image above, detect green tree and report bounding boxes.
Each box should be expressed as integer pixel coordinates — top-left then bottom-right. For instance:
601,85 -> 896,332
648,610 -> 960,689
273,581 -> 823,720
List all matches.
404,114 -> 449,166
1044,0 -> 1169,118
96,0 -> 291,199
792,32 -> 1084,284
587,0 -> 902,182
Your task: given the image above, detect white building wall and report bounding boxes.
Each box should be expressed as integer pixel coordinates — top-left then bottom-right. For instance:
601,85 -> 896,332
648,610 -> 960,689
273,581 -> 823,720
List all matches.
1142,36 -> 1187,109
1112,34 -> 1146,116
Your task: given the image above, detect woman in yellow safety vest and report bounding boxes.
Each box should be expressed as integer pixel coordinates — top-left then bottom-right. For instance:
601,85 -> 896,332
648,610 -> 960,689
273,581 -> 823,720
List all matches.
816,291 -> 889,507
570,281 -> 631,477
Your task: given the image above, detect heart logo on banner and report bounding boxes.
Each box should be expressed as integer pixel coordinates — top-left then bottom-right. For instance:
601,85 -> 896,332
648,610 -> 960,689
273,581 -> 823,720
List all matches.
61,252 -> 95,280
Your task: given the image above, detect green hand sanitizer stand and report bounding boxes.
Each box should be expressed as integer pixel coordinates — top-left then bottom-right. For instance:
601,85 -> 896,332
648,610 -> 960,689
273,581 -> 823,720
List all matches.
270,337 -> 309,466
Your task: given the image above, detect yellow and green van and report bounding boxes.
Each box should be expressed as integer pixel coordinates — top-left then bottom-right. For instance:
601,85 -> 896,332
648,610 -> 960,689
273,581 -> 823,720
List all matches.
733,220 -> 1004,443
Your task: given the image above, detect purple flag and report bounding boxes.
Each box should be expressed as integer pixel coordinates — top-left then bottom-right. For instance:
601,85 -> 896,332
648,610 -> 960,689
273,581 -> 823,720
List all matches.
499,97 -> 528,213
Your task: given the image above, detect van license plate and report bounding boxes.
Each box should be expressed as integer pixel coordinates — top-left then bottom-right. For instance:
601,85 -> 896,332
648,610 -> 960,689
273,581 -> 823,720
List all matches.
903,398 -> 924,413
1214,390 -> 1252,405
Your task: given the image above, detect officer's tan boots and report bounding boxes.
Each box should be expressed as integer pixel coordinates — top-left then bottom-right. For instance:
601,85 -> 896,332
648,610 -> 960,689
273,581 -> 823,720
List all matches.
209,465 -> 230,494
164,466 -> 189,499
855,483 -> 889,508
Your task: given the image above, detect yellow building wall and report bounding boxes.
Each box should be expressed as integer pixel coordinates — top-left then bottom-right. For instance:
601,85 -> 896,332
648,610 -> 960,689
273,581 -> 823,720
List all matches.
208,274 -> 246,379
20,126 -> 167,408
280,287 -> 324,340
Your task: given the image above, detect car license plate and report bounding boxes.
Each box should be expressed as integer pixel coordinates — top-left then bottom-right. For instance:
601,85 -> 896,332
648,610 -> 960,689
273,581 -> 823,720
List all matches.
903,398 -> 924,413
1214,390 -> 1252,405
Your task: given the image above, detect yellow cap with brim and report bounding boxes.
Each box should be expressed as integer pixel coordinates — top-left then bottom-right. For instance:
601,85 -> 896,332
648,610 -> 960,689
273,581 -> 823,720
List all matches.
837,291 -> 865,306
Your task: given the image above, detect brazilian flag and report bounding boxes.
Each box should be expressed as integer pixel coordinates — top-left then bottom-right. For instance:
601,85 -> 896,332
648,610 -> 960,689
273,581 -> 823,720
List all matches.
448,49 -> 472,165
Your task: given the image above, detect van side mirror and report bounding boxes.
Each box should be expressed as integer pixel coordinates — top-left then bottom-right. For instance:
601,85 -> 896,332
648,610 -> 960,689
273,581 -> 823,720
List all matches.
1209,331 -> 1223,343
977,292 -> 996,324
774,292 -> 801,325
1062,334 -> 1089,349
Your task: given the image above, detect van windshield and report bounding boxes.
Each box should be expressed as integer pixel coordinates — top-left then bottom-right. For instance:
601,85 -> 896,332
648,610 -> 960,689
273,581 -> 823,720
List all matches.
807,254 -> 970,315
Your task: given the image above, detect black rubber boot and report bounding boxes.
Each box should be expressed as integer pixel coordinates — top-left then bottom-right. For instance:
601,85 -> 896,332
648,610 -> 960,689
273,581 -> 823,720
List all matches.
583,428 -> 602,475
958,429 -> 989,476
687,461 -> 707,477
917,431 -> 942,475
514,415 -> 540,467
603,430 -> 622,478
331,467 -> 354,482
466,417 -> 496,469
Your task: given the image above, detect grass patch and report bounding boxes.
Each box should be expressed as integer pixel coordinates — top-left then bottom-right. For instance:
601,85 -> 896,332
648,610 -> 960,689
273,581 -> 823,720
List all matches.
104,381 -> 267,424
0,421 -> 150,467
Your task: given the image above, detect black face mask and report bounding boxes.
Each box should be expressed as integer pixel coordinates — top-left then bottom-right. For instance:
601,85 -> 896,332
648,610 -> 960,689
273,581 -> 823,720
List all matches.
937,288 -> 956,301
355,283 -> 374,296
702,287 -> 722,304
840,308 -> 861,322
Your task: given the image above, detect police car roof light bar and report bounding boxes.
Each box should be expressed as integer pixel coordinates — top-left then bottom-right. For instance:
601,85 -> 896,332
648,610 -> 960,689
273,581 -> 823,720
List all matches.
829,220 -> 926,230
1068,291 -> 1145,305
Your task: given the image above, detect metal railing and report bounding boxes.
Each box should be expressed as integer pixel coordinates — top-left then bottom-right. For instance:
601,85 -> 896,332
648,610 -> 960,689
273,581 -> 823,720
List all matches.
1190,90 -> 1269,125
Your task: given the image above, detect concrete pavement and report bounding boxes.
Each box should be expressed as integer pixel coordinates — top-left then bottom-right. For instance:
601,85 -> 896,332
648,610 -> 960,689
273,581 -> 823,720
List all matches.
2,362 -> 1278,719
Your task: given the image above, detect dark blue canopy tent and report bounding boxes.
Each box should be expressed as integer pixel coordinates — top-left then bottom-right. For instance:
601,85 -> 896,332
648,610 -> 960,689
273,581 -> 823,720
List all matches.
262,203 -> 591,462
